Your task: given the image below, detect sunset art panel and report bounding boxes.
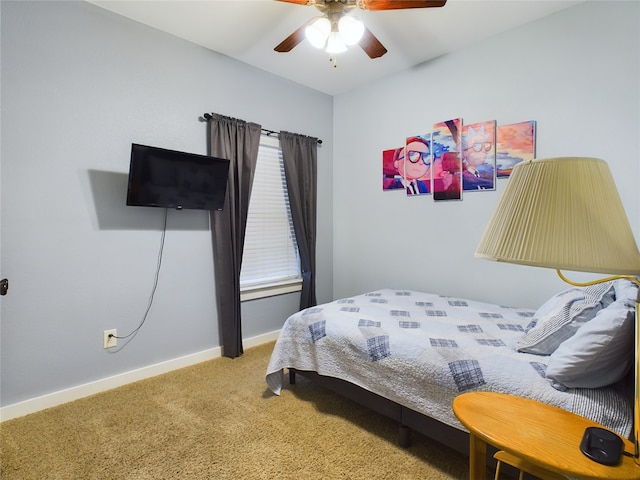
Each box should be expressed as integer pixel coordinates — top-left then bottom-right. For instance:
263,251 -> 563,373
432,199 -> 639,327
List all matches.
496,120 -> 536,177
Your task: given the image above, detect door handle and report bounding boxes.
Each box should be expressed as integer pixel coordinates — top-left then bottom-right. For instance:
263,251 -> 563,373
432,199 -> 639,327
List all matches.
0,278 -> 8,296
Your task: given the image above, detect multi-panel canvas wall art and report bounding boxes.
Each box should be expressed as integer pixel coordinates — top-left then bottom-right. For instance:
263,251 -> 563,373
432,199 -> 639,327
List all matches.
382,118 -> 536,201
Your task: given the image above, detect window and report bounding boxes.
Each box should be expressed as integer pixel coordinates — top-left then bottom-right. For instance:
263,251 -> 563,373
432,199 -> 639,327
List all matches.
240,135 -> 301,301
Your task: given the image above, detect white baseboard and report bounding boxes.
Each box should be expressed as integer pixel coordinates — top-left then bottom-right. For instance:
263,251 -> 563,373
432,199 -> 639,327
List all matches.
0,330 -> 280,422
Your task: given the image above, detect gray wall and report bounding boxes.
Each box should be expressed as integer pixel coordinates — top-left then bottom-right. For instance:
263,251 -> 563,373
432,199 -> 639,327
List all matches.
2,0 -> 639,411
0,1 -> 334,407
333,1 -> 639,309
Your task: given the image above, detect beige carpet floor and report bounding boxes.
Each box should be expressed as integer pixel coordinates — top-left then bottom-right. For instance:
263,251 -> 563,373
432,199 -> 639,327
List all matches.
1,342 -> 477,479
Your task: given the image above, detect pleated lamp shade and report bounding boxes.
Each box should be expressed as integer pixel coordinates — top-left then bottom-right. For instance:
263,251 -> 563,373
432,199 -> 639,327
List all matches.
475,157 -> 640,276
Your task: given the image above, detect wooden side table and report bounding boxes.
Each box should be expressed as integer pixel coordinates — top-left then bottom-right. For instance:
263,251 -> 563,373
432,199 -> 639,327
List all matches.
452,391 -> 640,480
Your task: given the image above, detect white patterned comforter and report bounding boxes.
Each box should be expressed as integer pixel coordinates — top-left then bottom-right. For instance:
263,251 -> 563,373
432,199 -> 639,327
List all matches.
266,289 -> 632,437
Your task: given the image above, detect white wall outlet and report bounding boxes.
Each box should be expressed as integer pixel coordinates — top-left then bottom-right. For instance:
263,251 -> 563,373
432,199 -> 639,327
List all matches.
103,329 -> 117,349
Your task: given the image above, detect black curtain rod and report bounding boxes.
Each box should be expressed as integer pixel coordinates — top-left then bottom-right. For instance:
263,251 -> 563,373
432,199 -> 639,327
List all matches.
202,113 -> 322,145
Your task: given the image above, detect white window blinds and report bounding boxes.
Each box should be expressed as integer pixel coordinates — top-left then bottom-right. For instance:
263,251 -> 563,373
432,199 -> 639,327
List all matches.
240,135 -> 301,292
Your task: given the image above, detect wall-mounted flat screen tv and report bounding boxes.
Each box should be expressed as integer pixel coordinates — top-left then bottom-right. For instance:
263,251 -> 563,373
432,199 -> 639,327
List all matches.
126,144 -> 230,211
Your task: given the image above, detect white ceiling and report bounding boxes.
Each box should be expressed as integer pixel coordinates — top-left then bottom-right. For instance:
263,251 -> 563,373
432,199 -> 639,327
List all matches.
88,0 -> 583,96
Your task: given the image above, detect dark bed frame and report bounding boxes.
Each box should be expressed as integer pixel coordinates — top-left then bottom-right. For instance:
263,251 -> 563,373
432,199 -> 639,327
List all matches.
289,369 -> 468,451
289,367 -> 635,479
288,369 -> 541,478
290,368 -> 484,459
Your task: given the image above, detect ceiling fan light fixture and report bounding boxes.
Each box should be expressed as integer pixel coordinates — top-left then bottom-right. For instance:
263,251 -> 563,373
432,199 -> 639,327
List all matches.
305,17 -> 331,49
326,31 -> 347,54
338,15 -> 364,45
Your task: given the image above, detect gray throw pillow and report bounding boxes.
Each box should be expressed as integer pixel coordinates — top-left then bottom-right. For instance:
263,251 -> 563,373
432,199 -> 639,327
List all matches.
545,279 -> 638,388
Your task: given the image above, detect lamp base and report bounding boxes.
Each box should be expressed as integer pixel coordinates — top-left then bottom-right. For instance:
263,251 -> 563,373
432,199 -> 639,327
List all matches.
580,427 -> 623,466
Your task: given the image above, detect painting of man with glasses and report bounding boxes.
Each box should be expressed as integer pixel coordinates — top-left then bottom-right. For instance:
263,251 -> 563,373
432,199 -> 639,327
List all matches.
462,121 -> 496,191
391,134 -> 432,195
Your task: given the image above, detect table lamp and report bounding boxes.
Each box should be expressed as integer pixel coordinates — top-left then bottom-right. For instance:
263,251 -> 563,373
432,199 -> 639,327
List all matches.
475,156 -> 640,465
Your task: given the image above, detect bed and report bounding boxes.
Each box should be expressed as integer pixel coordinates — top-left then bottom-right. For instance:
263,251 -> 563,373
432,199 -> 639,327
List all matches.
266,280 -> 637,457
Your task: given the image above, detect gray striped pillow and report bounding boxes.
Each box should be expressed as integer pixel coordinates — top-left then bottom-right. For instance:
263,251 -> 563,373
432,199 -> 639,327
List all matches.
516,282 -> 615,355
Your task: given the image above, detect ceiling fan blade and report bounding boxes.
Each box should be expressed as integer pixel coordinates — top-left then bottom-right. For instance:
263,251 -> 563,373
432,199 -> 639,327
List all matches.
359,0 -> 446,10
275,0 -> 312,5
359,27 -> 387,59
274,20 -> 313,53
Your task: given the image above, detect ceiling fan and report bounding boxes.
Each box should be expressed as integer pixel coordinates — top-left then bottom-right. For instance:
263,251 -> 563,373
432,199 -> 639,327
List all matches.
274,0 -> 447,60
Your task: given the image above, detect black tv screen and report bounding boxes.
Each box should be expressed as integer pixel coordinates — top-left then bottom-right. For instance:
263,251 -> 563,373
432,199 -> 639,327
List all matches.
126,144 -> 230,211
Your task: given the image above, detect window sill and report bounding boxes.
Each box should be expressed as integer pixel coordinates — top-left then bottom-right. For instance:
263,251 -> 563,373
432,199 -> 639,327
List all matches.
241,280 -> 302,302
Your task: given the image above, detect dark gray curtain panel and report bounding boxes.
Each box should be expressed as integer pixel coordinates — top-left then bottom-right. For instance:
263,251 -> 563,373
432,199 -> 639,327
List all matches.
207,114 -> 261,358
280,131 -> 318,310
